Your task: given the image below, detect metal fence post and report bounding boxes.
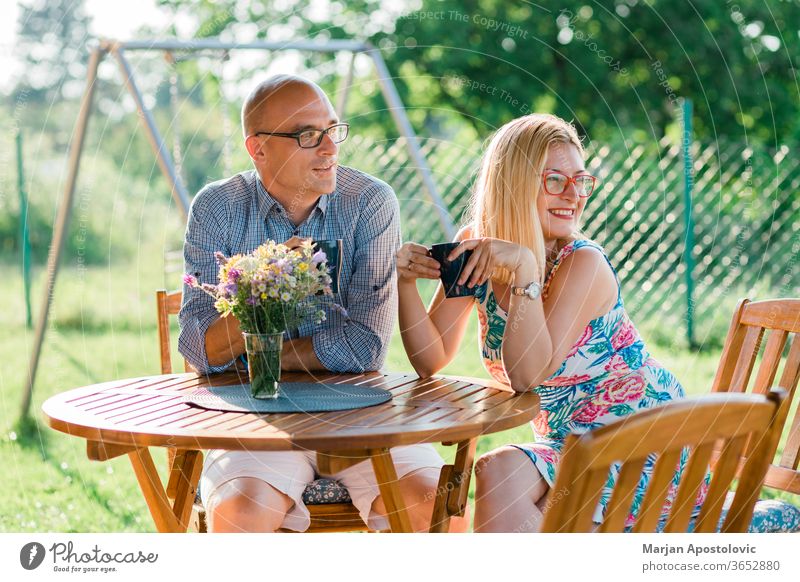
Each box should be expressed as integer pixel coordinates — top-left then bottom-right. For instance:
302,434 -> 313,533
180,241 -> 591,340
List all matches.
681,98 -> 696,349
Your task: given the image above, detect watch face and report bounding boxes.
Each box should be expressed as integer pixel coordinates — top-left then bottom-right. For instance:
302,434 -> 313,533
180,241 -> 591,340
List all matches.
526,282 -> 541,299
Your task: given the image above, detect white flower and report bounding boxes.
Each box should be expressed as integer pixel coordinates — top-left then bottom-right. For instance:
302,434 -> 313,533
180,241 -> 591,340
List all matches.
232,256 -> 258,273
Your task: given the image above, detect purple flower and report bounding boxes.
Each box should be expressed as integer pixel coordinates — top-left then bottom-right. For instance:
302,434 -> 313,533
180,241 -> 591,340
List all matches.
330,303 -> 350,320
311,250 -> 327,264
245,296 -> 258,306
224,283 -> 238,297
227,268 -> 241,282
276,258 -> 293,274
214,251 -> 228,266
183,274 -> 197,287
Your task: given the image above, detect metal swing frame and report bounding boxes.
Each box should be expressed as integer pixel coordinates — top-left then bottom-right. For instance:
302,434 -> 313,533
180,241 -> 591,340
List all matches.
21,38 -> 454,417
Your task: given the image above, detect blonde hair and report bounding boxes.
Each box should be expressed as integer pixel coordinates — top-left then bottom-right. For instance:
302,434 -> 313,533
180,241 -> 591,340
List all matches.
467,113 -> 585,285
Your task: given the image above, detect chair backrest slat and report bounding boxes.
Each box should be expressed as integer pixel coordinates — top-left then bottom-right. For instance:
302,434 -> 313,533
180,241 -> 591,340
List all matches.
572,469 -> 609,532
752,329 -> 788,394
663,441 -> 715,533
781,414 -> 800,472
156,289 -> 186,375
598,457 -> 647,532
630,449 -> 682,533
711,299 -> 750,393
729,326 -> 764,392
777,336 -> 800,398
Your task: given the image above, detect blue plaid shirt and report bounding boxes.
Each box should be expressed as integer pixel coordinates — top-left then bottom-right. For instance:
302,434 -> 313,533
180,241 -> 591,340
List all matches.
178,166 -> 401,374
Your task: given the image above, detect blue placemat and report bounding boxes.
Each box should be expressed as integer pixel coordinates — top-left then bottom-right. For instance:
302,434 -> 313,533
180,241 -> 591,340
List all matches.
185,382 -> 392,413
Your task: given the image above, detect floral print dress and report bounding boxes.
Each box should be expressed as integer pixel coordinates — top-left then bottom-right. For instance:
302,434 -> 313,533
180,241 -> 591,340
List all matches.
475,239 -> 708,526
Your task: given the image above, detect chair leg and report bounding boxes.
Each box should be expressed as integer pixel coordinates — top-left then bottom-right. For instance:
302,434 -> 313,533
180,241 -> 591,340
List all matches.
429,439 -> 477,533
190,503 -> 207,533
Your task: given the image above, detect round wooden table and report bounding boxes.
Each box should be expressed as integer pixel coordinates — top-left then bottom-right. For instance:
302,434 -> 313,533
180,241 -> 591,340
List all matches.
42,370 -> 539,533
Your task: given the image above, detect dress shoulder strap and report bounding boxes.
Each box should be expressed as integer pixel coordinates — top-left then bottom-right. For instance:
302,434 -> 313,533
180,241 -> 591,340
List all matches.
542,239 -> 621,302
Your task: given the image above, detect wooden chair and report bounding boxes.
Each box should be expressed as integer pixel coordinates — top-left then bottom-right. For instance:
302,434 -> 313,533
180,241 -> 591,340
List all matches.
156,289 -> 190,375
710,298 -> 800,495
155,289 -> 370,533
540,389 -> 787,533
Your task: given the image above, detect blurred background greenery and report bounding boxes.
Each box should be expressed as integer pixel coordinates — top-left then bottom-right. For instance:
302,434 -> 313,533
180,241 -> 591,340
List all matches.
1,0 -> 798,531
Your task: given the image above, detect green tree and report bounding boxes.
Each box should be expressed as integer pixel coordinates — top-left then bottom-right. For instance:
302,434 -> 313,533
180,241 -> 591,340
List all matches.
13,0 -> 93,103
375,0 -> 800,144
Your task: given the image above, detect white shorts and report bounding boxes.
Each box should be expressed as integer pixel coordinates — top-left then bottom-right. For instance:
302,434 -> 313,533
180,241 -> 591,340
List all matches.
200,444 -> 445,532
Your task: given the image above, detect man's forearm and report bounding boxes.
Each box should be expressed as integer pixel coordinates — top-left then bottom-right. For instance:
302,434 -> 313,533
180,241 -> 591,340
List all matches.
281,336 -> 326,372
205,315 -> 246,366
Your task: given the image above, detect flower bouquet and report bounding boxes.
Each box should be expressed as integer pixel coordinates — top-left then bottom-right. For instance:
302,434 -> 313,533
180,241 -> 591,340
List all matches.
185,239 -> 333,399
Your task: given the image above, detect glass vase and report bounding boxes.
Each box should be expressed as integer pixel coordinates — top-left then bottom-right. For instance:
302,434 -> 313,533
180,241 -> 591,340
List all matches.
243,332 -> 283,399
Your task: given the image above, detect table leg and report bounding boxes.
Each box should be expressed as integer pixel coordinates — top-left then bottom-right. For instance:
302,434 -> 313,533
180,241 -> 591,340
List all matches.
127,447 -> 202,533
429,438 -> 477,533
369,447 -> 413,533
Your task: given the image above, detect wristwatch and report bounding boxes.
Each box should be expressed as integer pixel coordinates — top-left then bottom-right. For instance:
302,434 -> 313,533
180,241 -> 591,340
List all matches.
511,280 -> 542,300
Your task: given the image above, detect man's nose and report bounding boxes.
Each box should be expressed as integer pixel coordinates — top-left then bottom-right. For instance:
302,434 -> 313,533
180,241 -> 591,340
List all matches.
317,131 -> 338,155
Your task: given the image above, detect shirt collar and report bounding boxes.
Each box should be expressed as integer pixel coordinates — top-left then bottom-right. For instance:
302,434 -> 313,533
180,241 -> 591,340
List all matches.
254,173 -> 330,220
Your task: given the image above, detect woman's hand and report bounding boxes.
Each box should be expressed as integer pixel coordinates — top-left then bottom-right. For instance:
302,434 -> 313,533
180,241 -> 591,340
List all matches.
397,242 -> 442,282
448,238 -> 537,287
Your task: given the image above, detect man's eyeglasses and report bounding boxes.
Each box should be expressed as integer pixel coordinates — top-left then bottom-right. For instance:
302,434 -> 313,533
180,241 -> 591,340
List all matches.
251,123 -> 350,149
541,171 -> 598,198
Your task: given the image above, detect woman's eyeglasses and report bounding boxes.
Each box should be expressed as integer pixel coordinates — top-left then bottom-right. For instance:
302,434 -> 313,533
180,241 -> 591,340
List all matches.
541,171 -> 597,198
251,123 -> 350,149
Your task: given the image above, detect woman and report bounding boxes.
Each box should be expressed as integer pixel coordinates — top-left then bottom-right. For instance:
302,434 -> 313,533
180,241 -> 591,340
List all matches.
396,113 -> 706,532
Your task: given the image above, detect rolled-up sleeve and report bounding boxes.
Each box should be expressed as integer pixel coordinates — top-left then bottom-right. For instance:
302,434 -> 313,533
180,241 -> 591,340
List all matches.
178,192 -> 234,374
312,183 -> 401,373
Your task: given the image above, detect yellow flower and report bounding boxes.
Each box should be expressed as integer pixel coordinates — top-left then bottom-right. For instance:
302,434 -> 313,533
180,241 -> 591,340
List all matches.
297,262 -> 308,273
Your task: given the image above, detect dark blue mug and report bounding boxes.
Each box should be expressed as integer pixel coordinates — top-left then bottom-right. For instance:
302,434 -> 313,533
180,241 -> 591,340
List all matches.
429,242 -> 487,298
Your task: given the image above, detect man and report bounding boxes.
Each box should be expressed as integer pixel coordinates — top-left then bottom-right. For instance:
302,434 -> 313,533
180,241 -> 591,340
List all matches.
178,74 -> 455,533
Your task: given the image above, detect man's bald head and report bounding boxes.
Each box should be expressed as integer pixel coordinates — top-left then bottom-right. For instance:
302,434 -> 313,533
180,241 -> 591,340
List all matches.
241,75 -> 331,137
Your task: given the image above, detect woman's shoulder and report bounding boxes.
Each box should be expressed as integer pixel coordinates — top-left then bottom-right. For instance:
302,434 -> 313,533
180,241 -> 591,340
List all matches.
545,238 -> 618,302
556,241 -> 612,274
559,237 -> 607,259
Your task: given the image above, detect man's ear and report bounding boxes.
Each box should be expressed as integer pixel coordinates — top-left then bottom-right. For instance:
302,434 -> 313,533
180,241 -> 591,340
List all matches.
244,135 -> 265,162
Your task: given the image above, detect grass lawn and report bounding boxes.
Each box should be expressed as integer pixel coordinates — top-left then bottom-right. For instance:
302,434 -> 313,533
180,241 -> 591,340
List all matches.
1,262 -> 796,532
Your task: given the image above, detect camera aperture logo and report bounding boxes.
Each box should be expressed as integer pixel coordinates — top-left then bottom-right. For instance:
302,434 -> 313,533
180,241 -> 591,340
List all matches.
20,542 -> 46,570
19,541 -> 159,574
